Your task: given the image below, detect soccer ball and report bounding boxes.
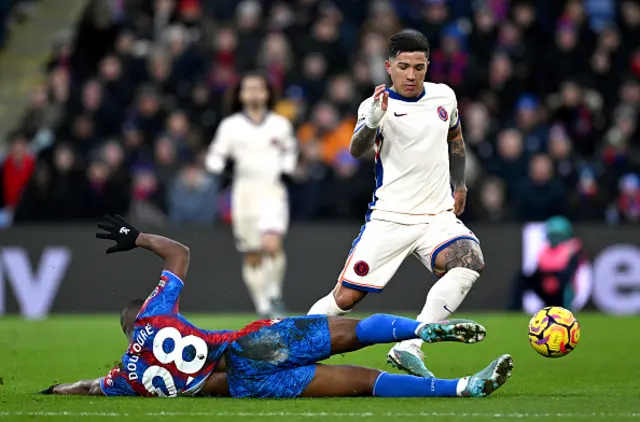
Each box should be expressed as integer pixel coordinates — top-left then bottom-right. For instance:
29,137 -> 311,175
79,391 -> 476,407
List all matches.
528,306 -> 580,358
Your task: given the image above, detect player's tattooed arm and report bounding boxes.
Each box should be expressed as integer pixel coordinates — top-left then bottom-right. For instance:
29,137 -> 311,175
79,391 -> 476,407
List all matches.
38,379 -> 104,396
447,123 -> 467,215
135,233 -> 190,281
349,126 -> 378,158
447,123 -> 466,190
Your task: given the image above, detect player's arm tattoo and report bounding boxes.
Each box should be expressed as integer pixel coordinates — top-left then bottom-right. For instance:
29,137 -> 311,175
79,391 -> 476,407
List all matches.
43,379 -> 104,395
442,239 -> 485,273
349,126 -> 378,158
447,124 -> 466,190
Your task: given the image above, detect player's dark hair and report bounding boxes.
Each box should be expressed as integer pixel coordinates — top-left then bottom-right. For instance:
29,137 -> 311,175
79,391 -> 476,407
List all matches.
228,70 -> 277,114
388,30 -> 430,59
120,298 -> 145,327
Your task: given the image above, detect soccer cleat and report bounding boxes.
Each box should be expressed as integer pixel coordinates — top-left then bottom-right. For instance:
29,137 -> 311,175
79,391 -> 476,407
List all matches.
417,319 -> 487,344
460,354 -> 514,397
386,345 -> 435,378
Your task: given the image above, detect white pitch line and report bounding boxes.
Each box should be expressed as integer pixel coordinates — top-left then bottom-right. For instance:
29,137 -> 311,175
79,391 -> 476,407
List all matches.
1,412 -> 640,418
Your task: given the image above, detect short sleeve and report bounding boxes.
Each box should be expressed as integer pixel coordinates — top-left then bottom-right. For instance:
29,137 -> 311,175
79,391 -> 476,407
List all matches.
353,98 -> 373,134
449,94 -> 460,131
137,270 -> 184,318
280,119 -> 299,175
100,365 -> 137,397
205,119 -> 233,173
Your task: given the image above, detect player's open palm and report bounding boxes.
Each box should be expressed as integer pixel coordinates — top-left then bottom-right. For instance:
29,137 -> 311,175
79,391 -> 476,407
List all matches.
96,214 -> 141,254
453,188 -> 467,216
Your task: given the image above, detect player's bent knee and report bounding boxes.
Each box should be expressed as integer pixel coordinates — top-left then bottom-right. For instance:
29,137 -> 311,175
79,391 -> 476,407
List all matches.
261,233 -> 282,255
440,239 -> 485,274
333,284 -> 367,311
244,252 -> 263,267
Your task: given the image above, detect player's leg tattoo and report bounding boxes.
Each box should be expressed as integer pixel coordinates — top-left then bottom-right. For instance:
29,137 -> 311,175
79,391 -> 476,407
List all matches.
440,239 -> 485,273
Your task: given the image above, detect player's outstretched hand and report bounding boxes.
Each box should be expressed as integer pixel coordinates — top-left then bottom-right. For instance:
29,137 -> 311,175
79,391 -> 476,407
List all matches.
365,85 -> 389,128
96,214 -> 141,254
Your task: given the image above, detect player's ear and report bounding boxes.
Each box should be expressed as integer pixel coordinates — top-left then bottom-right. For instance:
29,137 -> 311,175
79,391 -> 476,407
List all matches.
385,59 -> 392,75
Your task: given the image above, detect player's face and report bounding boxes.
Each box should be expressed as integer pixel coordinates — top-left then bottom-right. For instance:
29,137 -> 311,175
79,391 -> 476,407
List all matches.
239,76 -> 269,109
385,52 -> 429,98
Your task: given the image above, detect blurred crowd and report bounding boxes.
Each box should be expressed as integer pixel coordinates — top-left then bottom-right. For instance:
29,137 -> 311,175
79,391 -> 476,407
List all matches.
1,0 -> 639,226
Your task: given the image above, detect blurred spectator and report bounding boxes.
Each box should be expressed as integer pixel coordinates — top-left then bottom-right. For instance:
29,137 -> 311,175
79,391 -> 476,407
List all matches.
469,177 -> 514,223
515,154 -> 566,221
168,163 -> 218,224
547,124 -> 578,189
616,173 -> 640,223
486,128 -> 528,197
318,150 -> 371,220
513,94 -> 548,154
428,24 -> 468,89
1,133 -> 35,211
129,166 -> 167,226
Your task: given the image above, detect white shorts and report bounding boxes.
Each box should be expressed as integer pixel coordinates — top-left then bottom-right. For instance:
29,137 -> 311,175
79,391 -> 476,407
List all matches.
338,212 -> 479,292
232,199 -> 289,252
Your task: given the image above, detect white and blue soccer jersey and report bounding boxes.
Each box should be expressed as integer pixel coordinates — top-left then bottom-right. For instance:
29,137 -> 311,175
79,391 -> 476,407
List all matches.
354,83 -> 460,225
338,84 -> 477,292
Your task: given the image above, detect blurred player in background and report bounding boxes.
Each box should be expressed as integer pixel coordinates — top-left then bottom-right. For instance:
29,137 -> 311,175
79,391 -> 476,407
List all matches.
206,71 -> 297,319
511,216 -> 591,313
308,30 -> 484,378
39,215 -> 513,399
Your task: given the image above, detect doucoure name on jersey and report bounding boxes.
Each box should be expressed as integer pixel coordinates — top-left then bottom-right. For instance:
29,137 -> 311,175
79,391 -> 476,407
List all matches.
125,323 -> 155,381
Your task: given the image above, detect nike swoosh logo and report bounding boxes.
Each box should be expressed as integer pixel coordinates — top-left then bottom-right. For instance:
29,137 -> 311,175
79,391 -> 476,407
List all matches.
444,305 -> 453,313
394,112 -> 407,117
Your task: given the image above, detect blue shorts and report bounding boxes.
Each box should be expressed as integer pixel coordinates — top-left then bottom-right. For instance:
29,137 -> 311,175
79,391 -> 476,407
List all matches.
226,316 -> 331,398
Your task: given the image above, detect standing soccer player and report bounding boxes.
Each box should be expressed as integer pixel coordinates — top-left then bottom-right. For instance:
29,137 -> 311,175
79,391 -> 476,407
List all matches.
206,71 -> 297,319
308,30 -> 485,378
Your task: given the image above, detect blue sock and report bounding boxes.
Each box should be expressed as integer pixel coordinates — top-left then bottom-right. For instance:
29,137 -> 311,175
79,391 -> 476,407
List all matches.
355,313 -> 422,345
373,372 -> 460,397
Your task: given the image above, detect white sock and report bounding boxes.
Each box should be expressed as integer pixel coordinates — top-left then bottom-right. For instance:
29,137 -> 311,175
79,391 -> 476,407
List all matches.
242,262 -> 271,315
264,251 -> 286,300
456,376 -> 470,396
395,267 -> 480,350
307,292 -> 350,316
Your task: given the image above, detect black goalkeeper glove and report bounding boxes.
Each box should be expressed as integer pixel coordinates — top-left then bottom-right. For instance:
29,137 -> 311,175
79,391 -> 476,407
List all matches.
96,214 -> 141,254
37,384 -> 59,395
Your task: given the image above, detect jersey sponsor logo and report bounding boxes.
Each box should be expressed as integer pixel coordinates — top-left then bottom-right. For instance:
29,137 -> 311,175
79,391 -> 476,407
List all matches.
393,112 -> 408,117
437,106 -> 448,121
353,260 -> 370,277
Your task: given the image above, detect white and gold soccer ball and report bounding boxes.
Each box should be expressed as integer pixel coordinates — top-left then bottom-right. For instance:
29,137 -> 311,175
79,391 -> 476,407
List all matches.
528,306 -> 580,358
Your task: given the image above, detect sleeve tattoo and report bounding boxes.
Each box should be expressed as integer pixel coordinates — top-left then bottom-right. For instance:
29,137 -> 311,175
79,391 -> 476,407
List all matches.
447,125 -> 466,190
349,126 -> 378,158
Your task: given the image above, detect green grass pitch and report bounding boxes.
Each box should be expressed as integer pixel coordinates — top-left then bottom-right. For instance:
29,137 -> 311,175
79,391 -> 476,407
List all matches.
1,313 -> 639,422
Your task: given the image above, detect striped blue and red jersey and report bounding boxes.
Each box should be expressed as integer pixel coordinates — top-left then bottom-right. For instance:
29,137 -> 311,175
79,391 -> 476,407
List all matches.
99,270 -> 273,397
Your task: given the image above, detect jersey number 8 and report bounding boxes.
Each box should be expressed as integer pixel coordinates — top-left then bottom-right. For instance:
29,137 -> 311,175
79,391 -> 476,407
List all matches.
141,327 -> 208,396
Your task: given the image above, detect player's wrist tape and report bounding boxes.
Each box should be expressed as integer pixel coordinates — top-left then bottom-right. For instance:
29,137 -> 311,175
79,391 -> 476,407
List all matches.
364,117 -> 380,129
